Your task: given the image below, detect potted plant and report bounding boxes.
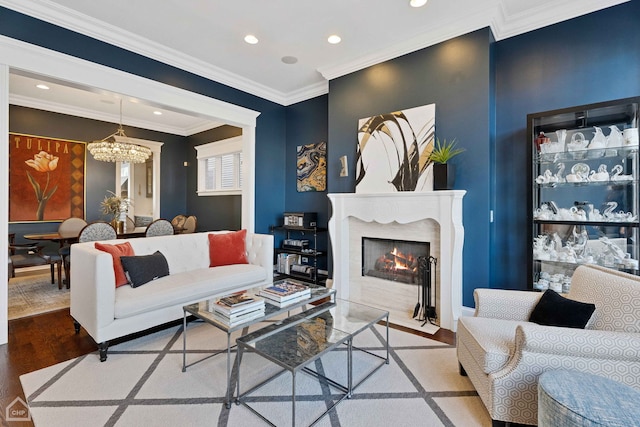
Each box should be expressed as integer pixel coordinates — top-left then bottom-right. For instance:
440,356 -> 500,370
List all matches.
100,191 -> 131,232
428,138 -> 465,190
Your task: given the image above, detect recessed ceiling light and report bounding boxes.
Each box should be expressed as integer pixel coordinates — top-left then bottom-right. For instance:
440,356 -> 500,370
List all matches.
36,84 -> 50,90
327,35 -> 341,44
153,111 -> 162,115
281,56 -> 298,64
410,0 -> 428,7
244,34 -> 259,44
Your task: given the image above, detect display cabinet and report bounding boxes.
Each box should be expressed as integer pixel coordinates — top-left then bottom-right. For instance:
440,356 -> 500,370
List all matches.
528,97 -> 640,293
269,224 -> 327,285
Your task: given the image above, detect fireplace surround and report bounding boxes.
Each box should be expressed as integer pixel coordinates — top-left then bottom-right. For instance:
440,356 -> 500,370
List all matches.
328,191 -> 465,332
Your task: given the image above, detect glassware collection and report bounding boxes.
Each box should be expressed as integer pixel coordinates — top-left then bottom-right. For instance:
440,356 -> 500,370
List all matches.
529,98 -> 640,293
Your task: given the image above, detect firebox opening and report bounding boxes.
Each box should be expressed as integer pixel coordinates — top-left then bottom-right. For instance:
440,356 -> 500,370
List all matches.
362,237 -> 430,284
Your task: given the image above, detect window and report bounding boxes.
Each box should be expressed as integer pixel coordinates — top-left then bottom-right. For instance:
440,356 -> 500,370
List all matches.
195,136 -> 243,196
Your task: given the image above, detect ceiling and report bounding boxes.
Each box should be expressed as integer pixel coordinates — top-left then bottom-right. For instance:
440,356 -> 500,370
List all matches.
1,0 -> 628,135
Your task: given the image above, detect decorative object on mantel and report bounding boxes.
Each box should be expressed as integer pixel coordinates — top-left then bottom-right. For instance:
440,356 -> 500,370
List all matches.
100,191 -> 131,232
87,99 -> 151,163
356,103 -> 435,193
428,138 -> 465,190
9,133 -> 86,222
296,141 -> 326,192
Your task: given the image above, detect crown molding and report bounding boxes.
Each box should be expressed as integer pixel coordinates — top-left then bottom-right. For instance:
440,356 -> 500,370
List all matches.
9,93 -> 219,136
0,0 -> 292,106
319,0 -> 628,81
282,80 -> 329,105
491,0 -> 629,41
318,8 -> 493,81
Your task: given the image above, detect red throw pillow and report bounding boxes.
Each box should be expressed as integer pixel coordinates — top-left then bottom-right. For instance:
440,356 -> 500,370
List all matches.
209,230 -> 248,267
95,242 -> 135,287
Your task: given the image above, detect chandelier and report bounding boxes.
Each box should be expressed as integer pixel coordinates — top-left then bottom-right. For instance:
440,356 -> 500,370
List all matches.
87,100 -> 152,164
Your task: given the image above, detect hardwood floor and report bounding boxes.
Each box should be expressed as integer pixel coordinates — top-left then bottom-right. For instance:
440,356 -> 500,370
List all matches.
0,309 -> 96,427
0,308 -> 454,427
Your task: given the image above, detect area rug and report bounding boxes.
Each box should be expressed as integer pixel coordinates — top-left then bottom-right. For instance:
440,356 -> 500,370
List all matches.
20,321 -> 491,426
8,270 -> 69,320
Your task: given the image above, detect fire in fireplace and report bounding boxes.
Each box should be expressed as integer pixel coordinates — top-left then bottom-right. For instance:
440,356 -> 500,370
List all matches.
362,237 -> 429,284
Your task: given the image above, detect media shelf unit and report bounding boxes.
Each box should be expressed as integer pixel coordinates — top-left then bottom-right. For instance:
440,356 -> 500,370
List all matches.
269,225 -> 328,285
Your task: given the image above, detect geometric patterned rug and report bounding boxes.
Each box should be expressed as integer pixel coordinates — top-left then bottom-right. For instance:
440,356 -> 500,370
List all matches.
20,320 -> 491,426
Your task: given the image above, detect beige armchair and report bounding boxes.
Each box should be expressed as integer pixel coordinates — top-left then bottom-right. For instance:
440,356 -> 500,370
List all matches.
457,264 -> 640,427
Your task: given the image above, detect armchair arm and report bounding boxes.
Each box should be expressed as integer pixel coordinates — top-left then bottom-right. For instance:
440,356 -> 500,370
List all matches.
474,288 -> 542,321
489,323 -> 640,423
516,323 -> 640,360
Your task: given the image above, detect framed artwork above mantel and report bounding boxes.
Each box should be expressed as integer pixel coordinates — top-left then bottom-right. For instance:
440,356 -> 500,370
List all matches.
9,133 -> 86,223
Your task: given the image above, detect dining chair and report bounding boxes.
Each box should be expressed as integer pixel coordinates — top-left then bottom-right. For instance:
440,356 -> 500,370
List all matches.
171,214 -> 187,231
8,233 -> 61,286
126,216 -> 135,231
182,215 -> 197,234
58,217 -> 88,289
145,219 -> 175,237
78,222 -> 117,243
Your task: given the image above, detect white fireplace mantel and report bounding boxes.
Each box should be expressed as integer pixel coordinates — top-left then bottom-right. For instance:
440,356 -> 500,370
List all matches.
328,191 -> 466,331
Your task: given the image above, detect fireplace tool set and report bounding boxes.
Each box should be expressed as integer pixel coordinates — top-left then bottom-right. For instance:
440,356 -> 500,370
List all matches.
413,255 -> 437,327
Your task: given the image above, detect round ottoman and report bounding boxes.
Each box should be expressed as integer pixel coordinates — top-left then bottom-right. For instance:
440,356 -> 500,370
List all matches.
538,370 -> 640,427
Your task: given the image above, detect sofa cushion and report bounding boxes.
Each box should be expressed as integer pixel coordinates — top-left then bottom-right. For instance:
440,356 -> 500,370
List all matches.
114,264 -> 267,318
95,242 -> 134,288
529,289 -> 595,329
120,251 -> 170,288
208,230 -> 248,267
458,316 -> 528,374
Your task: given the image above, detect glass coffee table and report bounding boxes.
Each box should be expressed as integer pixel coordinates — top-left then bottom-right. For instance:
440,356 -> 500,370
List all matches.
235,299 -> 389,427
182,280 -> 335,408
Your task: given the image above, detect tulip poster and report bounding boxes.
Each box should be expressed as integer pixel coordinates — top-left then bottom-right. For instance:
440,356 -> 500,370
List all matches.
9,133 -> 86,222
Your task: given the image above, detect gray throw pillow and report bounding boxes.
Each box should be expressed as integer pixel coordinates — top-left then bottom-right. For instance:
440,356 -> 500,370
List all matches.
120,251 -> 170,288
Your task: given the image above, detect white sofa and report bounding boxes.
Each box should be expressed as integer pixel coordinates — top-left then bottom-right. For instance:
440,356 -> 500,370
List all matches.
457,264 -> 640,426
70,231 -> 273,361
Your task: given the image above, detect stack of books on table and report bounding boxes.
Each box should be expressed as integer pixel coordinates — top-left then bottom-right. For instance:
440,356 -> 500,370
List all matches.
259,280 -> 312,307
209,293 -> 265,326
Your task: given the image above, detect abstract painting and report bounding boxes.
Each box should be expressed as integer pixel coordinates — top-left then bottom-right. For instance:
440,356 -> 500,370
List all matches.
356,103 -> 435,193
297,141 -> 327,192
9,133 -> 86,222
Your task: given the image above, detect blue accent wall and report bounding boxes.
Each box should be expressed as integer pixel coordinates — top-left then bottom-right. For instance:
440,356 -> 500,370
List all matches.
282,96 -> 330,270
284,96 -> 330,227
493,0 -> 640,290
327,29 -> 495,307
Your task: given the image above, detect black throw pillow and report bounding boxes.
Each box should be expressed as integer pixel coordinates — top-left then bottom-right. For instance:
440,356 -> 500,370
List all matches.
529,289 -> 596,329
120,251 -> 170,288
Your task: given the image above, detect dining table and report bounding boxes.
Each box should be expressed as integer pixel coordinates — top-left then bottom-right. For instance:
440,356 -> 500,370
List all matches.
24,226 -> 148,246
